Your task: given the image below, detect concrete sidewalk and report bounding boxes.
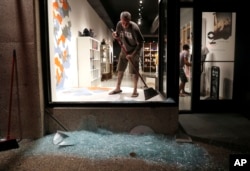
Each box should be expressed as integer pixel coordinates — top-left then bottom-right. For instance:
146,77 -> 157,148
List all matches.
178,113 -> 250,151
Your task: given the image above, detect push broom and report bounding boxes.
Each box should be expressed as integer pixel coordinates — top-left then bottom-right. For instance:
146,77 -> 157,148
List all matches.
112,29 -> 159,100
0,50 -> 19,151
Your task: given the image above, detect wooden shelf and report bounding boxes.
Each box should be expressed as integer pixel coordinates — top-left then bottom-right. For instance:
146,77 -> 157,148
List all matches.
180,22 -> 192,50
142,42 -> 158,73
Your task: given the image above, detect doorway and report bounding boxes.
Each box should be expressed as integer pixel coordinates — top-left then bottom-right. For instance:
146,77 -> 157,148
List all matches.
179,8 -> 236,113
179,8 -> 193,111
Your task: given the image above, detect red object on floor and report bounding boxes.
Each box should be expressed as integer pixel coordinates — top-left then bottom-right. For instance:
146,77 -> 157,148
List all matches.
0,49 -> 19,151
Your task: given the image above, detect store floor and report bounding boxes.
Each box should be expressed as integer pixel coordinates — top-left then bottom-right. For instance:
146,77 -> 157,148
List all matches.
55,73 -> 163,102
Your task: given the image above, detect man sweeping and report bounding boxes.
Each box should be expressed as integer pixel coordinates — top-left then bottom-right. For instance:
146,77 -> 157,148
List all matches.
109,11 -> 144,97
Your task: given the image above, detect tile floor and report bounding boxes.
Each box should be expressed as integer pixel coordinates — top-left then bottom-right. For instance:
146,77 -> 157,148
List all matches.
54,72 -> 192,110
55,73 -> 165,102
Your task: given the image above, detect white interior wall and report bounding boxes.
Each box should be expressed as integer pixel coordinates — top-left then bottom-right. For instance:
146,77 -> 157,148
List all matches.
48,0 -> 113,101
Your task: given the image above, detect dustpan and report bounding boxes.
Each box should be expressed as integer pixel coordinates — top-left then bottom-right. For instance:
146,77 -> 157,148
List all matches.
113,31 -> 159,100
53,130 -> 75,146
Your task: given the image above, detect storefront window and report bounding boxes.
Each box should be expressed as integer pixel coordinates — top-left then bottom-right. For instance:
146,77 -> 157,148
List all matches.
43,0 -> 172,104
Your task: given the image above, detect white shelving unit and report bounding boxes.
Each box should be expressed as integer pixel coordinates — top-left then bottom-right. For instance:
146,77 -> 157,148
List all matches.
100,44 -> 111,76
100,44 -> 113,81
77,37 -> 101,87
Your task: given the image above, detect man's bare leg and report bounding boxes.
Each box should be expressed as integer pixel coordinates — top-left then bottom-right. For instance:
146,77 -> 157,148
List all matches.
109,71 -> 124,95
115,71 -> 124,90
131,73 -> 139,97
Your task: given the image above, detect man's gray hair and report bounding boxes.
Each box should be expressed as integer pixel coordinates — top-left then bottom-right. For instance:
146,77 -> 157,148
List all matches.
120,11 -> 131,21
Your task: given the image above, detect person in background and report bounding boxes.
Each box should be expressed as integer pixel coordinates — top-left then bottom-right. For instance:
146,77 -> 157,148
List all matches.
109,11 -> 144,97
179,44 -> 191,97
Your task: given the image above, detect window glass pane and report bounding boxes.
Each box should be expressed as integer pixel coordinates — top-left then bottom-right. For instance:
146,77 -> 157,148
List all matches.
46,0 -> 169,103
162,0 -> 168,96
179,8 -> 193,111
200,12 -> 236,100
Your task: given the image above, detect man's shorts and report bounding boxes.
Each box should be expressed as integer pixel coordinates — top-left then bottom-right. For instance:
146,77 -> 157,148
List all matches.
180,68 -> 188,83
117,51 -> 139,74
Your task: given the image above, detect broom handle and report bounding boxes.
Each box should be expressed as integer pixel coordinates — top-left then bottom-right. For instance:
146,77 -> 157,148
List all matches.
7,50 -> 16,140
117,38 -> 148,88
128,57 -> 148,88
112,30 -> 148,88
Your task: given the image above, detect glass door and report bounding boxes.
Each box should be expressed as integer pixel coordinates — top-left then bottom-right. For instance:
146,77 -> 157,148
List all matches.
179,8 -> 193,111
191,10 -> 236,112
200,12 -> 236,101
178,1 -> 237,113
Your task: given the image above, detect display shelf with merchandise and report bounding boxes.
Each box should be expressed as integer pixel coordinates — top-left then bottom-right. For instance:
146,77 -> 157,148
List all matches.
143,42 -> 158,73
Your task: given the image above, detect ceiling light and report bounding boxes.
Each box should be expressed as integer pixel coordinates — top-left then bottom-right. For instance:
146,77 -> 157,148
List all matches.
137,0 -> 143,26
137,18 -> 142,25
